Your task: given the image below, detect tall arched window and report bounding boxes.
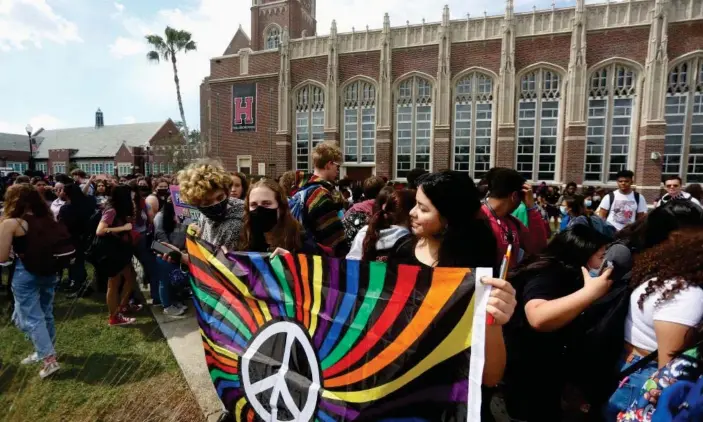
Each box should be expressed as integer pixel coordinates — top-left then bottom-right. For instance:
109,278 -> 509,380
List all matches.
453,72 -> 493,179
516,68 -> 561,182
343,80 -> 376,164
295,85 -> 325,171
585,64 -> 637,182
395,76 -> 432,179
663,57 -> 703,183
265,26 -> 280,50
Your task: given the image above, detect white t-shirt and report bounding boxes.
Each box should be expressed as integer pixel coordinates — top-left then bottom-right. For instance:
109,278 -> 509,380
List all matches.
598,190 -> 648,231
624,279 -> 703,352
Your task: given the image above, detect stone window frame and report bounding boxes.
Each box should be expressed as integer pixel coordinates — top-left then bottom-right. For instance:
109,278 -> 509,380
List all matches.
340,76 -> 378,167
393,71 -> 436,181
584,57 -> 644,184
514,62 -> 567,183
264,23 -> 282,50
663,51 -> 703,184
292,80 -> 326,172
451,67 -> 498,180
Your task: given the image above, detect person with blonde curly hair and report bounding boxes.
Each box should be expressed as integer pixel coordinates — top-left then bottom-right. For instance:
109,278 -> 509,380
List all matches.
176,159 -> 244,250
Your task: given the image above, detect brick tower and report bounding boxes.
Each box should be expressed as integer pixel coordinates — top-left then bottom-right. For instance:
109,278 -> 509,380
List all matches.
250,0 -> 317,51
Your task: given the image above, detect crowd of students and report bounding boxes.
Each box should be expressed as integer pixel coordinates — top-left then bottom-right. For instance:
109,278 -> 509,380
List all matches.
1,141 -> 701,421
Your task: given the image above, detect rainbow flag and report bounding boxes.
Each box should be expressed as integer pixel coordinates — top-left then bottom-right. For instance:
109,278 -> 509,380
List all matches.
186,235 -> 490,422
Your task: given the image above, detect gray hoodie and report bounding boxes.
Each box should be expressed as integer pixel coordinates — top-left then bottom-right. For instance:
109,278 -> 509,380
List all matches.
346,225 -> 410,260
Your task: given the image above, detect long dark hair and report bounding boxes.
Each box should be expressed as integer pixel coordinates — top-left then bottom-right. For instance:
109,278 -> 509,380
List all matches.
362,190 -> 415,261
232,172 -> 249,200
416,170 -> 497,268
162,199 -> 176,235
63,183 -> 93,218
107,185 -> 135,222
511,225 -> 611,282
617,199 -> 703,253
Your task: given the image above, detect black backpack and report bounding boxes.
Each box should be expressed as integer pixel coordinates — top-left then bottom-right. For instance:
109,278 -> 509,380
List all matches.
565,243 -> 634,411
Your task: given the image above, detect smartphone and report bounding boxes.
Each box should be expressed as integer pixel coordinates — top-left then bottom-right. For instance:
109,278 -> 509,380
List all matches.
151,241 -> 181,264
598,259 -> 614,276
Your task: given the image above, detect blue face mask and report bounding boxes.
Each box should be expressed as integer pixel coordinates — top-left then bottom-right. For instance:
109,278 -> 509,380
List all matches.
585,199 -> 593,208
559,206 -> 568,216
588,268 -> 601,278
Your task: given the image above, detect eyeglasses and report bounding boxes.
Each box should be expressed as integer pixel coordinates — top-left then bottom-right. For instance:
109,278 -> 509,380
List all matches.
332,162 -> 341,167
665,184 -> 680,188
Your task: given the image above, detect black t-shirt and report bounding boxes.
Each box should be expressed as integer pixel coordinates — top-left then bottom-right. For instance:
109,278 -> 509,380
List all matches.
504,265 -> 583,377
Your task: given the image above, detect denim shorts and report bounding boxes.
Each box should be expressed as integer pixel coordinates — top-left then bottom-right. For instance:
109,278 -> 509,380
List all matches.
604,352 -> 658,420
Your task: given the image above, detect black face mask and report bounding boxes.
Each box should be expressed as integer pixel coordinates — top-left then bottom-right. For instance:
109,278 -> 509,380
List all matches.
197,197 -> 229,221
156,188 -> 169,198
138,186 -> 151,196
249,206 -> 279,233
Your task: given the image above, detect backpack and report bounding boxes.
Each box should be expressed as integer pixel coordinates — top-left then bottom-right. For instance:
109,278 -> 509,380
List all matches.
342,210 -> 369,249
605,191 -> 642,219
565,242 -> 635,409
17,215 -> 75,276
288,183 -> 321,226
653,376 -> 703,421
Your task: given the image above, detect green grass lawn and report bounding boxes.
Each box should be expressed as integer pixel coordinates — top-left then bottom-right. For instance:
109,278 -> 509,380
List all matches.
0,275 -> 204,422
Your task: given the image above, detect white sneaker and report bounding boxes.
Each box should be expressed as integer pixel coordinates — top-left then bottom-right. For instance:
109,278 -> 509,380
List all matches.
175,302 -> 188,311
21,352 -> 40,365
163,305 -> 186,317
39,361 -> 60,379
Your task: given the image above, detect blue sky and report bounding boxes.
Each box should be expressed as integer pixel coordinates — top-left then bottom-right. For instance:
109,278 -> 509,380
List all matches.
0,0 -> 579,135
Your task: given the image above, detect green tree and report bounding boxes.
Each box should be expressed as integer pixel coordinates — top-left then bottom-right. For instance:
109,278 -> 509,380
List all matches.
145,27 -> 197,137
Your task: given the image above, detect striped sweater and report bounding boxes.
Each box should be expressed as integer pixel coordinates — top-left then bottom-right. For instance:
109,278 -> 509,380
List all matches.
302,175 -> 347,256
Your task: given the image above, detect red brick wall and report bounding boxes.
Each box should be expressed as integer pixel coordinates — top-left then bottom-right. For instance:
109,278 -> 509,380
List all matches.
450,40 -> 502,75
496,126 -> 516,168
433,128 -> 451,172
223,31 -> 250,56
562,125 -> 586,184
250,52 -> 280,75
200,79 -> 211,146
376,130 -> 392,179
339,52 -> 380,84
291,56 -> 327,87
392,46 -> 438,81
115,144 -> 133,165
668,22 -> 703,60
0,150 -> 30,164
515,34 -> 570,72
252,10 -> 289,51
211,56 -> 240,79
209,77 -> 279,174
587,27 -> 649,67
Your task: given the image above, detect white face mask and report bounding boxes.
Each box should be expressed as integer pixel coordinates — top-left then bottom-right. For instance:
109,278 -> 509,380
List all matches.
593,195 -> 601,201
559,206 -> 568,216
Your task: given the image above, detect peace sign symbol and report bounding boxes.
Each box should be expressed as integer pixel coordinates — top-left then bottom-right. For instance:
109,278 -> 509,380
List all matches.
241,321 -> 321,421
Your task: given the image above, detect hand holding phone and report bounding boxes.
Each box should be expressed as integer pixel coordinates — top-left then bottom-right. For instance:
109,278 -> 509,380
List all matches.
151,241 -> 181,264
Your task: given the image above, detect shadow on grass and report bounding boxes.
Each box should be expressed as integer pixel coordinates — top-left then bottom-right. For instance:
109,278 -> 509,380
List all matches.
52,352 -> 168,386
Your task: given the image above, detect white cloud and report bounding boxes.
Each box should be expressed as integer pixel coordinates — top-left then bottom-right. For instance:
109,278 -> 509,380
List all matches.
0,114 -> 65,134
109,36 -> 145,58
123,116 -> 136,124
114,2 -> 124,13
0,0 -> 82,51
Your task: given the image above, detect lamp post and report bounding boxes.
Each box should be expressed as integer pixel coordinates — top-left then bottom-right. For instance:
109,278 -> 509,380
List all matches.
25,124 -> 34,172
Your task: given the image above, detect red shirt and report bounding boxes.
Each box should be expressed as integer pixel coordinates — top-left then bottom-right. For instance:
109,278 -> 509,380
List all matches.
481,204 -> 549,270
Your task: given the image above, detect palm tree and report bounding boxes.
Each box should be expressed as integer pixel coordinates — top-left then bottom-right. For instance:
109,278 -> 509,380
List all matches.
145,26 -> 197,137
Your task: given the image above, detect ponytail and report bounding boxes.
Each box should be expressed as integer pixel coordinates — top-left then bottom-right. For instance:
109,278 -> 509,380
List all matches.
361,190 -> 416,261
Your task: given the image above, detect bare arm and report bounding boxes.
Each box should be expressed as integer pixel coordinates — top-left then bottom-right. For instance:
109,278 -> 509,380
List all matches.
96,221 -> 132,236
0,219 -> 18,262
596,208 -> 608,219
525,268 -> 612,332
145,195 -> 159,223
654,321 -> 693,368
483,326 -> 506,386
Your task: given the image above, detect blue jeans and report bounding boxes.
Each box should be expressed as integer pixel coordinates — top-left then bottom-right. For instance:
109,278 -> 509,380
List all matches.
604,352 -> 658,420
134,232 -> 158,301
154,258 -> 179,308
11,260 -> 58,359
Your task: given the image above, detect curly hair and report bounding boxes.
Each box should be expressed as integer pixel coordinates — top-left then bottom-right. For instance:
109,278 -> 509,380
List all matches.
238,178 -> 303,252
2,183 -> 51,220
177,159 -> 233,206
632,228 -> 703,309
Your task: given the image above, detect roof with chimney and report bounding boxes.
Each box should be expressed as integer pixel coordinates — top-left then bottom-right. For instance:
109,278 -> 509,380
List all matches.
34,121 -> 168,159
0,132 -> 32,152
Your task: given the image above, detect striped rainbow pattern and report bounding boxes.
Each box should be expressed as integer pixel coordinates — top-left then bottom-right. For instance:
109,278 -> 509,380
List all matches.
186,236 -> 482,422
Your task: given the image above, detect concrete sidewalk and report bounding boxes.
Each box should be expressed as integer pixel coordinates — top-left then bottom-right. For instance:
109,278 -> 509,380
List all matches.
150,306 -> 225,422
